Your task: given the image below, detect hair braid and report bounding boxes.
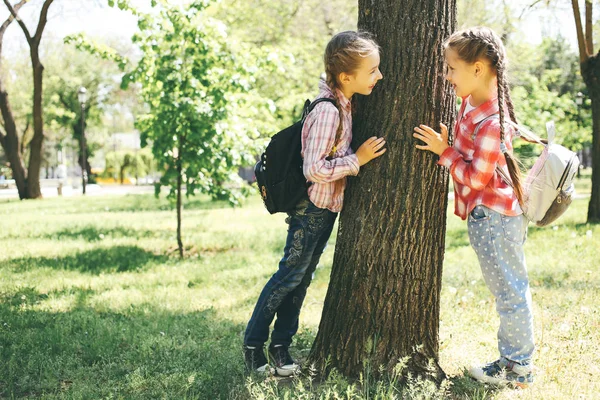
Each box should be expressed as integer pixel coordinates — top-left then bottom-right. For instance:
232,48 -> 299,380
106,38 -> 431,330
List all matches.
325,75 -> 344,156
446,26 -> 526,206
497,52 -> 524,206
497,63 -> 506,142
503,80 -> 518,124
323,73 -> 346,198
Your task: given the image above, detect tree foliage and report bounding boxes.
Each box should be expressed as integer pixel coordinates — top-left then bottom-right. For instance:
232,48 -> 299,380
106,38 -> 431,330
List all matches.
122,0 -> 256,203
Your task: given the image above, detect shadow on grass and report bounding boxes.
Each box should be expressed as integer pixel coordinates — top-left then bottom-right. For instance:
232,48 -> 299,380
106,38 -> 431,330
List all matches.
0,287 -> 247,399
79,195 -> 233,214
46,226 -> 165,242
0,283 -> 527,400
1,226 -> 169,241
529,270 -> 599,290
527,219 -> 599,238
3,246 -> 169,274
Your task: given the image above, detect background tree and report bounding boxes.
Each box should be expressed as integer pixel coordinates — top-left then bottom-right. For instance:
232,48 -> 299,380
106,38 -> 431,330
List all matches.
121,0 -> 258,257
211,0 -> 358,129
571,0 -> 600,222
0,0 -> 54,199
104,148 -> 152,184
44,44 -> 129,184
457,0 -> 518,41
309,0 -> 456,381
0,0 -> 30,198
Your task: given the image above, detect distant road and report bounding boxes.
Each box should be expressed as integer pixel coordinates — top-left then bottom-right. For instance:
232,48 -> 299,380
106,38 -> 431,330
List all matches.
0,183 -> 155,199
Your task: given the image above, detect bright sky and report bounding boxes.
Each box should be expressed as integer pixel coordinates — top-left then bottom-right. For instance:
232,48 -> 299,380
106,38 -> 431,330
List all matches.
0,0 -> 582,60
516,0 -> 579,48
1,0 -> 141,57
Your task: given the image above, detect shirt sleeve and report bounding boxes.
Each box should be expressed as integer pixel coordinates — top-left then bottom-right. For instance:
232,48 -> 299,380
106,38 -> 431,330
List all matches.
302,105 -> 360,184
437,120 -> 502,191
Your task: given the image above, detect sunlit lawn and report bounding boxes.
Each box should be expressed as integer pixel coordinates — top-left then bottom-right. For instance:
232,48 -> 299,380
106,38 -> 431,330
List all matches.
1,170 -> 598,399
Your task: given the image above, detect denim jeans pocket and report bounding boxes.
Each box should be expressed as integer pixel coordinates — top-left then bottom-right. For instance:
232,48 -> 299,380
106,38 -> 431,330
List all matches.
468,205 -> 490,223
468,206 -> 491,248
305,200 -> 328,216
288,198 -> 311,219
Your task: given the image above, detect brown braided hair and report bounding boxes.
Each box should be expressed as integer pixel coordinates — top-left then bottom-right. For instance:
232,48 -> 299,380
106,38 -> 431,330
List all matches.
444,27 -> 525,206
323,31 -> 379,196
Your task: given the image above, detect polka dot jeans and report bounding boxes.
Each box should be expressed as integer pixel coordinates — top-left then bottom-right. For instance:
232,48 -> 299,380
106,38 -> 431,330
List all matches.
468,205 -> 535,364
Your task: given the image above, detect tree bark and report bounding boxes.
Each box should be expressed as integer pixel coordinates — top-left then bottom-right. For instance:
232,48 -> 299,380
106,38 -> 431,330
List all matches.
27,50 -> 44,198
584,0 -> 593,55
582,53 -> 600,222
0,86 -> 28,199
570,0 -> 599,222
572,0 -> 589,62
309,0 -> 456,382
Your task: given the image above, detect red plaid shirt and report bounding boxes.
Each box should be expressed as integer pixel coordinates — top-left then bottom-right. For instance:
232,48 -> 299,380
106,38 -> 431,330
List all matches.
438,96 -> 521,220
301,80 -> 360,212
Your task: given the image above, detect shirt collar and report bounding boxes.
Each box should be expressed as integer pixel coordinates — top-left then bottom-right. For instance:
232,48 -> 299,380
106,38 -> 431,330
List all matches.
335,88 -> 351,111
464,95 -> 499,124
318,78 -> 352,112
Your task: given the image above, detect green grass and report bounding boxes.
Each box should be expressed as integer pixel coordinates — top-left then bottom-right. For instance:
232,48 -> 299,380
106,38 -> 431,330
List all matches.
0,176 -> 599,399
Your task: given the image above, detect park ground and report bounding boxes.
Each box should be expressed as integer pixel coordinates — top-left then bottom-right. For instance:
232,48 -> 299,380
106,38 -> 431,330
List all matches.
0,171 -> 598,399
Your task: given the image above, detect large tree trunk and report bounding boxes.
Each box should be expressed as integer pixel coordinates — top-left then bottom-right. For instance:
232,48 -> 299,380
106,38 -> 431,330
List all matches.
309,0 -> 456,381
583,53 -> 600,222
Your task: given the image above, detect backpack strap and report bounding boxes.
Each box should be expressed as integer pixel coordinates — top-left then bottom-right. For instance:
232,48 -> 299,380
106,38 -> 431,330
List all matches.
309,97 -> 337,112
473,114 -> 547,147
302,98 -> 340,158
471,114 -> 499,140
301,98 -> 337,121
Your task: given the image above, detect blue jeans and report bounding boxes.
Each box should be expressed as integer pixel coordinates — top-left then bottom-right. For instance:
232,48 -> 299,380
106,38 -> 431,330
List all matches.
244,198 -> 338,347
468,205 -> 535,364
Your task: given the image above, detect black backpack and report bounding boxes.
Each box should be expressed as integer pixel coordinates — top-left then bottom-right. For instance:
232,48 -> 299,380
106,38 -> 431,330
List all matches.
254,98 -> 337,214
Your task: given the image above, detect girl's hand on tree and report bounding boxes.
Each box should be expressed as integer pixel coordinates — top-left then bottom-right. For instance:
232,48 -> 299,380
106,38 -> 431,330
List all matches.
413,123 -> 449,155
356,136 -> 387,166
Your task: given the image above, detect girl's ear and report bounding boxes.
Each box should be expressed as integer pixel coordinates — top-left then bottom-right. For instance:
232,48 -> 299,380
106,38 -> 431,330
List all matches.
473,61 -> 485,78
338,72 -> 351,84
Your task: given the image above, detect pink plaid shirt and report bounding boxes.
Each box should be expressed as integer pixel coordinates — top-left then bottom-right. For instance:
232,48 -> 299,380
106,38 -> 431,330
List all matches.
438,96 -> 521,220
301,80 -> 360,212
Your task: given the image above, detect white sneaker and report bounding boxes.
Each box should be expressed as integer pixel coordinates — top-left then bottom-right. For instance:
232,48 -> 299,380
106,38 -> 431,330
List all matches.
268,344 -> 300,377
469,358 -> 534,388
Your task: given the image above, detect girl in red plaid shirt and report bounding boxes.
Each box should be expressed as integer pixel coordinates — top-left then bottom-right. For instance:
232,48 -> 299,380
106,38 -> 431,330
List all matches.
414,27 -> 535,388
244,31 -> 386,376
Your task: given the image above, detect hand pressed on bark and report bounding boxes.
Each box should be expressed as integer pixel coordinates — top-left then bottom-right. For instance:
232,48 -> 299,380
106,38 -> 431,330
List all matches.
356,136 -> 387,166
413,123 -> 449,156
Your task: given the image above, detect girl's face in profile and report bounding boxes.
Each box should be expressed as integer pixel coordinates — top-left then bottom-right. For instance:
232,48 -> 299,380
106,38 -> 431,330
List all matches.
341,51 -> 383,97
444,47 -> 478,98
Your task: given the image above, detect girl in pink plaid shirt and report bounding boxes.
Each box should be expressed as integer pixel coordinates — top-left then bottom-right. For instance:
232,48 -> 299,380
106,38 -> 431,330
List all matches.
244,31 -> 386,376
414,27 -> 535,388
